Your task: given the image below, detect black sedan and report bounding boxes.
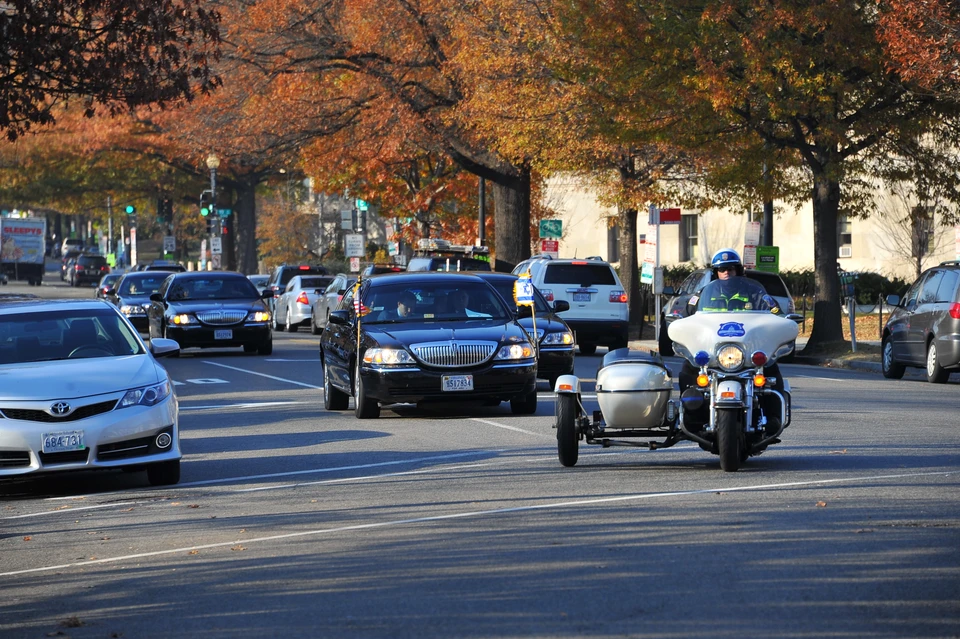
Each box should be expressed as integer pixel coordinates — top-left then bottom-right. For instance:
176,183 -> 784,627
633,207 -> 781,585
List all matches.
472,271 -> 575,387
319,272 -> 538,419
106,271 -> 177,332
147,271 -> 273,355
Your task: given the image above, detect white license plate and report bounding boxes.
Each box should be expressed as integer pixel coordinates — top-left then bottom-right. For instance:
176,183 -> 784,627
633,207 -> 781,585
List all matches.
573,292 -> 591,302
42,430 -> 85,454
442,375 -> 474,392
214,329 -> 233,340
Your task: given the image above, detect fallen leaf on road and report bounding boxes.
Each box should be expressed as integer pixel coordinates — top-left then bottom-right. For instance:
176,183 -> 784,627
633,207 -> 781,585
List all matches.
817,501 -> 827,507
188,504 -> 200,509
188,550 -> 199,555
231,545 -> 245,551
829,449 -> 848,454
22,536 -> 31,541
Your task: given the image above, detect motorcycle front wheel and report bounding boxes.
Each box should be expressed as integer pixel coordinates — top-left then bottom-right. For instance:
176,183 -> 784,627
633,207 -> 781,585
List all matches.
716,408 -> 743,472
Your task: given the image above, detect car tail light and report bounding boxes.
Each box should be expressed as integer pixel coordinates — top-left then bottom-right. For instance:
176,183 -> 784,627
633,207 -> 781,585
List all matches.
296,292 -> 310,305
541,289 -> 554,302
74,264 -> 82,271
610,290 -> 627,303
298,265 -> 311,270
950,303 -> 960,320
571,261 -> 587,265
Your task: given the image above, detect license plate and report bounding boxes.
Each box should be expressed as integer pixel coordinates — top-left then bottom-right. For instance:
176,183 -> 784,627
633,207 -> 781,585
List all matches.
442,375 -> 474,392
42,430 -> 85,454
214,329 -> 233,340
573,292 -> 591,302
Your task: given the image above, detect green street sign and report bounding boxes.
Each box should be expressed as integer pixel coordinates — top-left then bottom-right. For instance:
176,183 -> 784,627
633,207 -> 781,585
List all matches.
539,219 -> 562,239
755,246 -> 780,273
217,208 -> 232,217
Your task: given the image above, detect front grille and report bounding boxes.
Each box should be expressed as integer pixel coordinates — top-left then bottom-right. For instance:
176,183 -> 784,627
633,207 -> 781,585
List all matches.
0,400 -> 117,423
0,451 -> 31,468
196,310 -> 248,325
97,435 -> 152,461
411,341 -> 497,367
39,449 -> 90,465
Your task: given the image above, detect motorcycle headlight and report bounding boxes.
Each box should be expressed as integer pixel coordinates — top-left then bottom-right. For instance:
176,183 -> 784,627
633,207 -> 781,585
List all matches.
363,347 -> 415,366
119,380 -> 172,408
247,311 -> 271,322
542,331 -> 574,345
120,304 -> 145,316
171,313 -> 195,325
496,343 -> 534,360
716,344 -> 745,371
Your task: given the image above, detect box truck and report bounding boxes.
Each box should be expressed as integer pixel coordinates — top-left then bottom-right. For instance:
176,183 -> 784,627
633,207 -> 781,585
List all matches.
1,217 -> 47,286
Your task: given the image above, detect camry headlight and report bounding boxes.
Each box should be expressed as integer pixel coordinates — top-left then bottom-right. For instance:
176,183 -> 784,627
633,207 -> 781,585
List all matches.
717,344 -> 745,371
120,304 -> 145,316
542,331 -> 574,346
119,380 -> 172,408
495,343 -> 534,360
247,311 -> 271,322
171,314 -> 195,325
363,348 -> 415,366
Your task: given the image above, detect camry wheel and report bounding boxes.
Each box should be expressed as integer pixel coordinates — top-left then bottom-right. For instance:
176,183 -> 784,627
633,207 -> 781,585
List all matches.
286,308 -> 297,333
272,311 -> 283,332
323,358 -> 349,410
881,337 -> 905,379
926,340 -> 949,384
311,317 -> 322,335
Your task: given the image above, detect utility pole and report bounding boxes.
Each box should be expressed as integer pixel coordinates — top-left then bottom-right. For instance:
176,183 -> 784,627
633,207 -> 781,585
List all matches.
478,177 -> 486,246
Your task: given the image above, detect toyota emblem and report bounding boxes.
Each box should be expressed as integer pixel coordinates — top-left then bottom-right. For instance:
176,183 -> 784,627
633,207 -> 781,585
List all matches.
50,402 -> 71,416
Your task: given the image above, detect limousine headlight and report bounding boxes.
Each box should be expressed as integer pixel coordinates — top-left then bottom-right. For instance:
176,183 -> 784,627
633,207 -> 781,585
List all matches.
247,311 -> 271,322
363,348 -> 415,366
542,331 -> 574,345
495,343 -> 534,360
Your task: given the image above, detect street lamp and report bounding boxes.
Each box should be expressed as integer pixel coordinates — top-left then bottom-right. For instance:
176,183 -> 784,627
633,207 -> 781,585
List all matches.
206,153 -> 220,269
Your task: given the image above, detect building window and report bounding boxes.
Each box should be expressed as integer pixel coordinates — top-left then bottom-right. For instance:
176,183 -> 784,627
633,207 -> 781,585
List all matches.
680,214 -> 698,262
838,215 -> 852,258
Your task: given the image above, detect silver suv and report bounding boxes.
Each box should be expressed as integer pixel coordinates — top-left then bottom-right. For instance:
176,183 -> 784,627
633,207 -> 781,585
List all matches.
512,256 -> 628,355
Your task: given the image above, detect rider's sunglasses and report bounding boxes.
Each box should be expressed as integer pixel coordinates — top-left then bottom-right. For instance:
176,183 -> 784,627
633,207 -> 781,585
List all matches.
717,266 -> 735,272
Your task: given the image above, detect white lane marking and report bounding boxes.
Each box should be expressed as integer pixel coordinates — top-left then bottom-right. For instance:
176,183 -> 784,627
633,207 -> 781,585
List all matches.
201,361 -> 322,389
470,418 -> 550,438
185,378 -> 229,385
265,358 -> 317,362
2,470 -> 953,577
180,401 -> 310,412
1,502 -> 138,520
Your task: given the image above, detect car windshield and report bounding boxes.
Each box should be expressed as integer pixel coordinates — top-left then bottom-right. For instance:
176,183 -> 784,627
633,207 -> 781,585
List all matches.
167,278 -> 259,301
300,277 -> 332,290
363,280 -> 511,323
120,276 -> 168,296
696,277 -> 777,313
0,308 -> 144,364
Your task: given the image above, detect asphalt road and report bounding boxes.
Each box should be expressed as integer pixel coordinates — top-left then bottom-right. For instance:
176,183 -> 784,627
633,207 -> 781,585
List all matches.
1,273 -> 958,638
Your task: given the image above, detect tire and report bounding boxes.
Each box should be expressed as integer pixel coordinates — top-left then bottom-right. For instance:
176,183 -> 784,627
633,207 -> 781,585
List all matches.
881,336 -> 905,379
286,308 -> 297,333
579,343 -> 597,356
146,459 -> 180,486
510,389 -> 538,415
323,358 -> 349,410
354,364 -> 380,419
926,340 -> 949,384
272,311 -> 284,332
258,338 -> 273,356
311,317 -> 322,335
556,394 -> 579,467
716,408 -> 743,472
658,317 -> 674,356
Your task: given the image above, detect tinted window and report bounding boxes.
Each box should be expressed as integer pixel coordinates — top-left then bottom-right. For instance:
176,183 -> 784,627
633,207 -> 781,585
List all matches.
543,263 -> 616,286
919,271 -> 944,304
78,255 -> 107,267
167,277 -> 258,300
301,277 -> 332,289
937,269 -> 960,302
279,266 -> 326,286
121,276 -> 168,296
746,272 -> 788,297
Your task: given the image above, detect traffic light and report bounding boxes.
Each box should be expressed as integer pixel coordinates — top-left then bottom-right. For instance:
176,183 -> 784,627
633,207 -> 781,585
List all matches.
125,205 -> 136,215
199,190 -> 211,217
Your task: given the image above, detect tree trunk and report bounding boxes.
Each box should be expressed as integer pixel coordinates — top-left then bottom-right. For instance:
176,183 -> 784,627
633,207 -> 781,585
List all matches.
235,180 -> 258,274
618,206 -> 644,337
804,169 -> 844,351
490,167 -> 531,272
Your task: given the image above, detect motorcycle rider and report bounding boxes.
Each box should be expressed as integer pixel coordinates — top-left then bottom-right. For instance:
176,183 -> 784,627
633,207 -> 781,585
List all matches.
678,249 -> 786,433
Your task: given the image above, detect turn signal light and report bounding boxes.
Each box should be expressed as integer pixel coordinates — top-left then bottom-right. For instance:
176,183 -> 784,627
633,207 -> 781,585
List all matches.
696,374 -> 709,387
754,374 -> 766,387
296,292 -> 310,305
558,383 -> 574,392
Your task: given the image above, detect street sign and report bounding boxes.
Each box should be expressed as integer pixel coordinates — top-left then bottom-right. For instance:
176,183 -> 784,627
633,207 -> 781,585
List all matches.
756,246 -> 780,272
211,237 -> 222,255
745,220 -> 761,246
211,254 -> 222,269
163,235 -> 176,253
345,233 -> 365,257
539,219 -> 562,239
388,241 -> 400,256
216,208 -> 231,218
540,238 -> 559,258
658,208 -> 681,224
356,199 -> 369,212
349,257 -> 360,272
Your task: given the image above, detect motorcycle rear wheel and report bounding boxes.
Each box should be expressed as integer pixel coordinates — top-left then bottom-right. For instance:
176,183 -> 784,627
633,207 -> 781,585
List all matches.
556,394 -> 579,467
716,408 -> 742,472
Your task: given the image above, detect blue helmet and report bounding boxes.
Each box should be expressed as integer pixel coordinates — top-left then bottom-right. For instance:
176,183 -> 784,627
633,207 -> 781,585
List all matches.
711,248 -> 743,276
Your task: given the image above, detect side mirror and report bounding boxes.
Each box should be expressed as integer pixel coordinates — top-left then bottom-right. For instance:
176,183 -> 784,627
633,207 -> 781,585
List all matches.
149,293 -> 163,303
328,310 -> 351,326
104,288 -> 116,296
261,290 -> 273,299
662,286 -> 675,296
149,337 -> 180,358
885,294 -> 901,307
553,300 -> 570,313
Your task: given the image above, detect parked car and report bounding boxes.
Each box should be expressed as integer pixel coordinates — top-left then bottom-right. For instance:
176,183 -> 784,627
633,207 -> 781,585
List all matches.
273,274 -> 334,332
472,271 -> 575,386
511,256 -> 628,355
319,272 -> 538,418
882,260 -> 960,383
60,250 -> 82,280
106,271 -> 176,333
143,260 -> 186,273
60,237 -> 84,256
311,273 -> 357,334
0,299 -> 181,486
147,271 -> 273,355
68,253 -> 110,287
658,267 -> 801,356
264,264 -> 328,315
95,273 -> 122,300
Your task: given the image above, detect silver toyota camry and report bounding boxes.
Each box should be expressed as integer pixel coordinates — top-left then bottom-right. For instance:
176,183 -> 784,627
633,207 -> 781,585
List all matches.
0,299 -> 182,486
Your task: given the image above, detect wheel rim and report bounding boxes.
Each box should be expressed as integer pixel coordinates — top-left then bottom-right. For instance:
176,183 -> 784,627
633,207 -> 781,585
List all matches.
883,341 -> 895,371
286,311 -> 291,331
324,361 -> 331,397
927,343 -> 938,376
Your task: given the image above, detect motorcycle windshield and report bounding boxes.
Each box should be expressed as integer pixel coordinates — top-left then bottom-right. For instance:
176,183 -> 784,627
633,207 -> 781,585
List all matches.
694,277 -> 777,313
667,311 -> 799,367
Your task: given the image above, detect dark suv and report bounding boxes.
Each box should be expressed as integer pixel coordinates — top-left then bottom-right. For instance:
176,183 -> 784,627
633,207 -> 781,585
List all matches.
659,267 -> 800,356
265,264 -> 328,313
882,261 -> 960,383
68,254 -> 110,287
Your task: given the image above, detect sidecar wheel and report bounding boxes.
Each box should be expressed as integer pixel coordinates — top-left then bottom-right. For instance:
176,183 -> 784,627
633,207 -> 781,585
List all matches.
716,408 -> 742,472
556,394 -> 579,467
